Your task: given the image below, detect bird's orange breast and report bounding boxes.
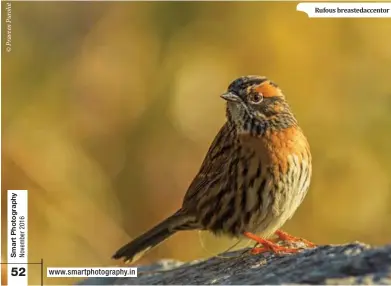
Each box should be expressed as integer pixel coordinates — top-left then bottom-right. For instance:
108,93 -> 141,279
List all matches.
239,126 -> 310,176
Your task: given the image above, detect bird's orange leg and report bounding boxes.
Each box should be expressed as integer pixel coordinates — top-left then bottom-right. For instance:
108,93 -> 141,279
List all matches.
275,230 -> 316,248
244,232 -> 300,254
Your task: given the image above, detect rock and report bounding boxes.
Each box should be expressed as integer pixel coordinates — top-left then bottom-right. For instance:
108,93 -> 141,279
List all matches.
78,242 -> 391,285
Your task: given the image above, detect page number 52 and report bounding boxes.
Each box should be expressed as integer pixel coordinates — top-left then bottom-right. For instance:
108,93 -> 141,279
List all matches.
11,267 -> 26,276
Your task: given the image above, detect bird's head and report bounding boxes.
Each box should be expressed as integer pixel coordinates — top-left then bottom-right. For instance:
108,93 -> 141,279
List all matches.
221,75 -> 297,134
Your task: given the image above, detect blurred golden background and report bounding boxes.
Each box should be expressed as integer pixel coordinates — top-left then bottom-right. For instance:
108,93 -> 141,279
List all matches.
2,1 -> 391,285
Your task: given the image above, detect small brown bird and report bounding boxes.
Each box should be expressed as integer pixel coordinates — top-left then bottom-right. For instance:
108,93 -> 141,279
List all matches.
113,75 -> 314,263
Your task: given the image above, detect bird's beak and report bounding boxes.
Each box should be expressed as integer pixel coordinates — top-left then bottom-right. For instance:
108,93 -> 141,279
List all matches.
220,92 -> 240,102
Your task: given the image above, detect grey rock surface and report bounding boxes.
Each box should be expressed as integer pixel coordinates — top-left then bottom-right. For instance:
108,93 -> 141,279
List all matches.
78,242 -> 391,285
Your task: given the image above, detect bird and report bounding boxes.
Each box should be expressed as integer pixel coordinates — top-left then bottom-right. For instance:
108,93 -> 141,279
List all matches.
113,75 -> 314,264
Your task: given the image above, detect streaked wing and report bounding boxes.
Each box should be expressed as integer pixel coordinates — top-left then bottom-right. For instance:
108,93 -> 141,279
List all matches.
182,122 -> 235,208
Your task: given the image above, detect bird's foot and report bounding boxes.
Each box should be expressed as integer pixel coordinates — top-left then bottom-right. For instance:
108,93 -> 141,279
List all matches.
244,232 -> 300,254
275,230 -> 316,248
251,244 -> 300,254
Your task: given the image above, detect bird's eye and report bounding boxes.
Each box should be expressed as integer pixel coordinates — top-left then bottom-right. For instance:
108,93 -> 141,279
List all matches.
249,92 -> 263,104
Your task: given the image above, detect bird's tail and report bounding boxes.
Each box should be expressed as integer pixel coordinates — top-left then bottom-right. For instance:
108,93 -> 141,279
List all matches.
112,211 -> 196,263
